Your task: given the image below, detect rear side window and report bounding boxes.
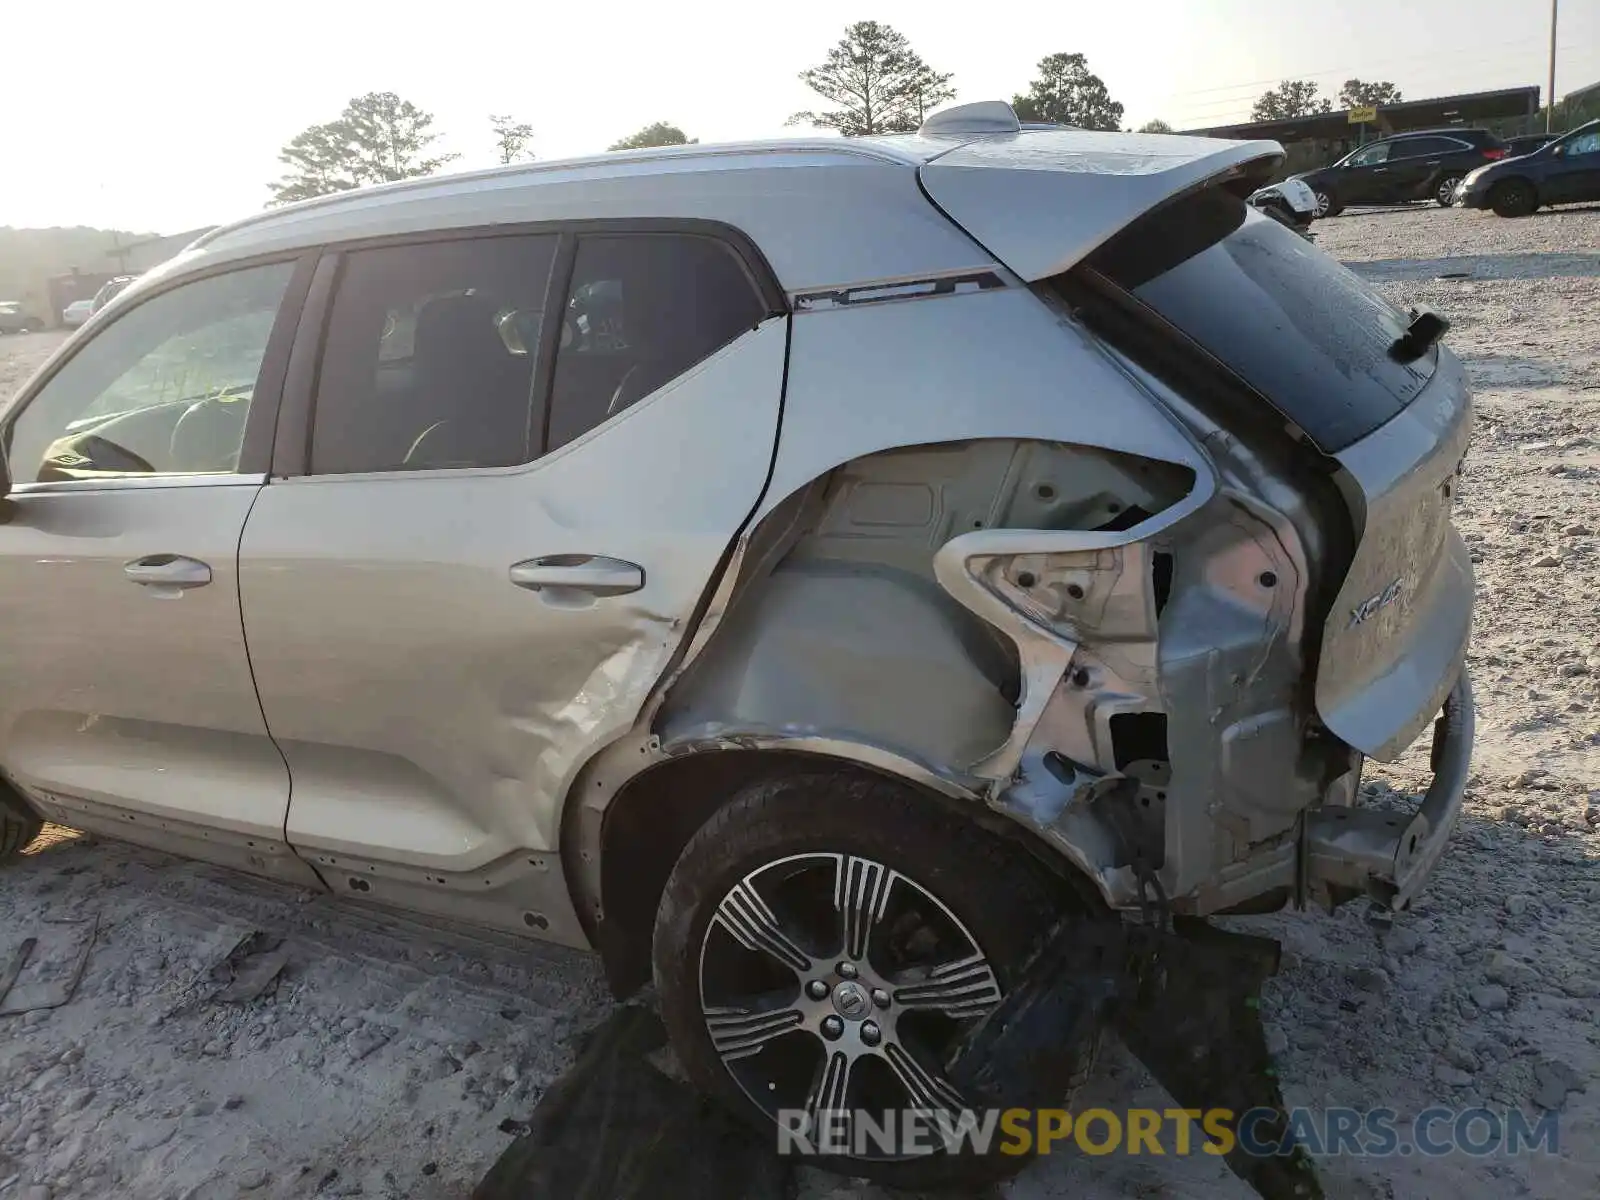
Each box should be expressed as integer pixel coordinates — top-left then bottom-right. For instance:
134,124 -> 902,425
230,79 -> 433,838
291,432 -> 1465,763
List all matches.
311,234 -> 557,474
1383,138 -> 1428,161
544,235 -> 767,452
1072,187 -> 1434,452
1401,137 -> 1465,157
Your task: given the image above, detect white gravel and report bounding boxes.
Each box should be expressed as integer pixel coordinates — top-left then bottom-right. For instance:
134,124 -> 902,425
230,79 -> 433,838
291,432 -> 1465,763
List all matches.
3,202 -> 1599,1200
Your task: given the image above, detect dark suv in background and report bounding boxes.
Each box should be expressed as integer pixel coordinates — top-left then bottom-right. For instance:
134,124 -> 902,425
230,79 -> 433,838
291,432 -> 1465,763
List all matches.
1297,128 -> 1508,216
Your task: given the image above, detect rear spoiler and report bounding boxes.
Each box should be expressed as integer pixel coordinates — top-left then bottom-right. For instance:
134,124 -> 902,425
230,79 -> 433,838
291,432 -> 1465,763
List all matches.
917,117 -> 1283,283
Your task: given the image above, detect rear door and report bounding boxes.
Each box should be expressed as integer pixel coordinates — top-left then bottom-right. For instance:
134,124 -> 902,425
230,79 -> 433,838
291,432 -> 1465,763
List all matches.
1371,137 -> 1437,200
238,226 -> 784,936
0,257 -> 321,883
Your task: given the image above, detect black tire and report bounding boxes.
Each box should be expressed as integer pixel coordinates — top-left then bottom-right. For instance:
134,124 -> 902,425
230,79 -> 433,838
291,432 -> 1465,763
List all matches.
1,787 -> 43,862
1313,188 -> 1343,218
1436,174 -> 1465,207
652,769 -> 1095,1190
1489,178 -> 1537,218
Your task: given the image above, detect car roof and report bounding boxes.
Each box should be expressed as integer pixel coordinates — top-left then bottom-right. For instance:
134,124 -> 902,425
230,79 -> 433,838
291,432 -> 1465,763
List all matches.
172,139 -> 987,297
1382,127 -> 1491,139
150,104 -> 1280,298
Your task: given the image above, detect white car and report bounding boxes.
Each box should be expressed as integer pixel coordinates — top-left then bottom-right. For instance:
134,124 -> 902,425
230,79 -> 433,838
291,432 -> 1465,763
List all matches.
1247,177 -> 1319,230
61,299 -> 95,328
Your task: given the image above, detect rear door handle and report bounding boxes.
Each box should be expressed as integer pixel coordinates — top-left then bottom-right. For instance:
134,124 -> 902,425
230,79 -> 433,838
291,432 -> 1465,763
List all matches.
123,554 -> 212,598
508,555 -> 644,597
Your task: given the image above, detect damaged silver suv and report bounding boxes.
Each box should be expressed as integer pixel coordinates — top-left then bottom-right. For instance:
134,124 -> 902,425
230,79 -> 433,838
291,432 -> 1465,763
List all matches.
0,100 -> 1472,1186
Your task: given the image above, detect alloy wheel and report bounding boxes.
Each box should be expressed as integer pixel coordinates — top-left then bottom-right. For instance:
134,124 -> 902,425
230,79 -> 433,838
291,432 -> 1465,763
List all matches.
697,851 -> 1000,1156
1313,191 -> 1332,218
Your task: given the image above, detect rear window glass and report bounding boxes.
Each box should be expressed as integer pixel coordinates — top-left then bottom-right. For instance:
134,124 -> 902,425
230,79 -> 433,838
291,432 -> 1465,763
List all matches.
1079,188 -> 1435,452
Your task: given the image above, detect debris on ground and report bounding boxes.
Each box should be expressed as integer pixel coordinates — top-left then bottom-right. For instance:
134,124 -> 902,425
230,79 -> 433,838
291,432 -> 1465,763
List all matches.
473,1006 -> 789,1200
208,931 -> 290,1004
0,915 -> 98,1016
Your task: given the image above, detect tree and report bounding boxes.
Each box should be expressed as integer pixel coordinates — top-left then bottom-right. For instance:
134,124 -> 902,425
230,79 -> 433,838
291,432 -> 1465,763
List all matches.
1011,53 -> 1123,131
607,122 -> 696,151
490,114 -> 535,164
1338,80 -> 1403,110
1137,118 -> 1174,134
1251,80 -> 1332,123
790,21 -> 956,136
269,92 -> 457,205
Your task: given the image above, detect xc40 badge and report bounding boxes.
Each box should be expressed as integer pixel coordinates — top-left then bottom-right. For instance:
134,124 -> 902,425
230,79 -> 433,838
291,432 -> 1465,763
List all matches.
1349,578 -> 1404,628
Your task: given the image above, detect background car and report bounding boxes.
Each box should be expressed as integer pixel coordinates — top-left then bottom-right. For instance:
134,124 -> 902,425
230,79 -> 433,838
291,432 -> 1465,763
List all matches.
0,302 -> 43,335
61,298 -> 94,328
1456,119 -> 1600,216
90,274 -> 138,314
1503,133 -> 1557,158
1296,128 -> 1508,216
1247,177 -> 1318,234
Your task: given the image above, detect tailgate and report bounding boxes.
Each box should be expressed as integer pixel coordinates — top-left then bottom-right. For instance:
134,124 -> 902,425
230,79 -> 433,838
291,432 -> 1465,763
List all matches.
1315,349 -> 1474,760
918,129 -> 1283,282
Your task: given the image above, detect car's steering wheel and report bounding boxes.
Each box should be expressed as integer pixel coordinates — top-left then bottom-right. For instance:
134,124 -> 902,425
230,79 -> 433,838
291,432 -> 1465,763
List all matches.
38,434 -> 157,478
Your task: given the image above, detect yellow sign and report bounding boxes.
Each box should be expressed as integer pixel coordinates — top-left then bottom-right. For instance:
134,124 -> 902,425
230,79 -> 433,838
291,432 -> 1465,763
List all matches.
1348,106 -> 1378,124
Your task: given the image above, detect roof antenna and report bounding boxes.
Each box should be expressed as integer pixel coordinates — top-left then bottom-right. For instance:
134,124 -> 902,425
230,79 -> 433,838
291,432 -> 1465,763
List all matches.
919,101 -> 1022,138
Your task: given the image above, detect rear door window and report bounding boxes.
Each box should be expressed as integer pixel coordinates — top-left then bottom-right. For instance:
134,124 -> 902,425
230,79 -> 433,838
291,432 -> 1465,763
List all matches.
310,234 -> 557,474
1073,187 -> 1435,452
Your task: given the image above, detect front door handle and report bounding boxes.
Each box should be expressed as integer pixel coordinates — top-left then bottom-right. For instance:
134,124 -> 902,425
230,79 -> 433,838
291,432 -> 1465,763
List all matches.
124,554 -> 212,591
509,555 -> 644,597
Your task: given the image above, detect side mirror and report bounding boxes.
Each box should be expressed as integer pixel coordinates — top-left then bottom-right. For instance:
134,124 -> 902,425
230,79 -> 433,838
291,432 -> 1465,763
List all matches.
1551,144 -> 1565,157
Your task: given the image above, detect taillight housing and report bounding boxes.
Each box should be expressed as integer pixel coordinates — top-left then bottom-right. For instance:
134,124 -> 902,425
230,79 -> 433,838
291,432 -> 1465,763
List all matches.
1483,148 -> 1507,160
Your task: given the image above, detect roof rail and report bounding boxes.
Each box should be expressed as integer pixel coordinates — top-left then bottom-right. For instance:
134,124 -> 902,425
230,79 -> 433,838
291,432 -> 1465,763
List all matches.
920,100 -> 1022,138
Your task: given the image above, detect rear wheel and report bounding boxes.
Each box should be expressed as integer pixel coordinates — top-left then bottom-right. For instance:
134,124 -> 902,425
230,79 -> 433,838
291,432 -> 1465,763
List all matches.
653,770 -> 1095,1189
1489,178 -> 1537,217
1436,174 -> 1465,207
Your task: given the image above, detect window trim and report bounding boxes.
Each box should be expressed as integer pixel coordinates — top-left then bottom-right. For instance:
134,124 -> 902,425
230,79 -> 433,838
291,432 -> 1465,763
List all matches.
271,218 -> 784,481
1,251 -> 318,493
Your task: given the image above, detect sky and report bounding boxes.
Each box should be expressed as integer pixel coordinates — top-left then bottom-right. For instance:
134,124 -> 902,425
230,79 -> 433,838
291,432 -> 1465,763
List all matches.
5,0 -> 1597,234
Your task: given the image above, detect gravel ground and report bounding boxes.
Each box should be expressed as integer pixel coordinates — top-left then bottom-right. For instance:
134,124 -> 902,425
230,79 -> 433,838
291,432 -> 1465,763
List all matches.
2,201 -> 1599,1200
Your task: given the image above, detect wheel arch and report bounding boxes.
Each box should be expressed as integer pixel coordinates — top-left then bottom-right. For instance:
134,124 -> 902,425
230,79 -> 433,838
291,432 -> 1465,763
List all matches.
576,747 -> 1103,998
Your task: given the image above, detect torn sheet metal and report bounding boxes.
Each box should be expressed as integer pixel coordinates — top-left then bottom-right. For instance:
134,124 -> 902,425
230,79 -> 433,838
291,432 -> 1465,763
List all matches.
0,913 -> 97,1016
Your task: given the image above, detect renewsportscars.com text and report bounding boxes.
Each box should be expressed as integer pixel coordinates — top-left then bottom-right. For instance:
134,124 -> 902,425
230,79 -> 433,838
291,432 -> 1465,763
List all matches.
777,1105 -> 1560,1159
